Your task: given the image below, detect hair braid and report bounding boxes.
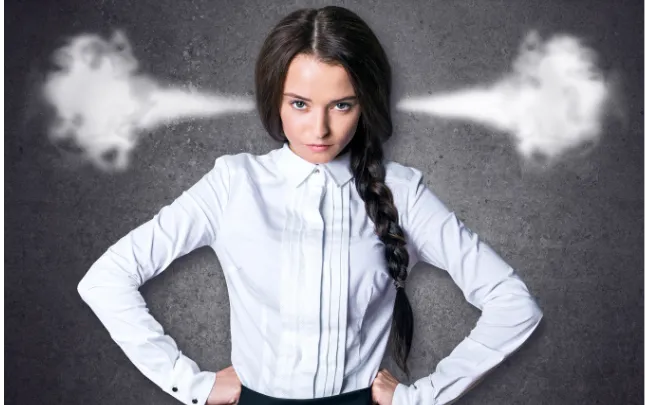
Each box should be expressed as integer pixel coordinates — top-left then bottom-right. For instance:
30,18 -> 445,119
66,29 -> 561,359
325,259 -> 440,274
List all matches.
350,134 -> 414,379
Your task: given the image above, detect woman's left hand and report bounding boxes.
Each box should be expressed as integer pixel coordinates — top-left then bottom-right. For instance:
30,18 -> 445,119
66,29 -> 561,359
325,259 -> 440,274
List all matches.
370,368 -> 400,405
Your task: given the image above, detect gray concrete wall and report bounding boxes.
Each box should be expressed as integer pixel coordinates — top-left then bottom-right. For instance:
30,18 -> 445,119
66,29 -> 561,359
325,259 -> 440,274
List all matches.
5,1 -> 643,404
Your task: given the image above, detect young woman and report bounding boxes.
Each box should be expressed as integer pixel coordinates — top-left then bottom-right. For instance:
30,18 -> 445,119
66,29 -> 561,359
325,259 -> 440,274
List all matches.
77,6 -> 543,405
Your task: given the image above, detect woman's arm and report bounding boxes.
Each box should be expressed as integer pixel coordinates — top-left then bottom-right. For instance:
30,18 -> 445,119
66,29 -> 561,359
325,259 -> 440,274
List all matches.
392,167 -> 543,405
77,156 -> 231,405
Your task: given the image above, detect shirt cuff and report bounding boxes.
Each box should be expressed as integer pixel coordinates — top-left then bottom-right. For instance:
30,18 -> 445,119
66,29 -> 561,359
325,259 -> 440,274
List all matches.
165,354 -> 217,405
392,377 -> 438,405
393,383 -> 410,405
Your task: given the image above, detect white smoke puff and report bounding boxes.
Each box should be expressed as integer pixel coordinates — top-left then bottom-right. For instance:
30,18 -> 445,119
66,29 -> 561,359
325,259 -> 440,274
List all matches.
396,30 -> 620,168
40,29 -> 255,172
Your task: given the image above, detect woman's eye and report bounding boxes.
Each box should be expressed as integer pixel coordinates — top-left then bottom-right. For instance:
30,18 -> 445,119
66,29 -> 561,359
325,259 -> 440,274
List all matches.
290,101 -> 353,111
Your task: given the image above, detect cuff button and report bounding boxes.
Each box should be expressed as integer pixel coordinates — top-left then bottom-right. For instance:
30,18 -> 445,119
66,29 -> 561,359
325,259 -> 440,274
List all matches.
172,387 -> 178,392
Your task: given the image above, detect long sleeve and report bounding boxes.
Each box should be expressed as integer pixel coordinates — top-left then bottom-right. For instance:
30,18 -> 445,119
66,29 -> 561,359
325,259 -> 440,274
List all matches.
77,156 -> 231,405
392,168 -> 543,405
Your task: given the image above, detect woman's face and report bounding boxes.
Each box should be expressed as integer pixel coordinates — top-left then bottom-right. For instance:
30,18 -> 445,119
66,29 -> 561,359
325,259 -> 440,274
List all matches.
280,53 -> 362,164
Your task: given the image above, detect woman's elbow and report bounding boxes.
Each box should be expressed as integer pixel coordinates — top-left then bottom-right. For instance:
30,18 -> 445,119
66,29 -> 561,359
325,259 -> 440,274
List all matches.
531,299 -> 544,324
76,257 -> 137,304
77,269 -> 99,303
526,297 -> 544,328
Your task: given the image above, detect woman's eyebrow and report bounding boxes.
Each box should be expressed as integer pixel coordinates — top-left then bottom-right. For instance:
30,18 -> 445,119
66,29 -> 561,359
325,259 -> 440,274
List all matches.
283,93 -> 358,103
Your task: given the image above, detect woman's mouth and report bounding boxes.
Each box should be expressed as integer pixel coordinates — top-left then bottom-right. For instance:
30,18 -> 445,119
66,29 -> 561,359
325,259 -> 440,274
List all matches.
307,144 -> 331,152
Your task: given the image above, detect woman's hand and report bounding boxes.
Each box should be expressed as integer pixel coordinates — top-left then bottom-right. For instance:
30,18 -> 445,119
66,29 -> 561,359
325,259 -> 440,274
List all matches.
371,368 -> 400,405
206,365 -> 242,405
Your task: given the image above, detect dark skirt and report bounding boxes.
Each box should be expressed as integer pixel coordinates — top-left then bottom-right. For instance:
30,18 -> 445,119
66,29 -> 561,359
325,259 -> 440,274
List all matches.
238,384 -> 374,405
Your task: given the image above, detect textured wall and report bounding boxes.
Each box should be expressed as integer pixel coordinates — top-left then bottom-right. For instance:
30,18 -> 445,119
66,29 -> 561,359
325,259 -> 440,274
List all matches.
5,0 -> 643,404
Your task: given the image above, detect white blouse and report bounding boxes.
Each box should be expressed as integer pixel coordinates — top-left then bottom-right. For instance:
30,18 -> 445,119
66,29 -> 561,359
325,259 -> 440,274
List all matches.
77,142 -> 543,405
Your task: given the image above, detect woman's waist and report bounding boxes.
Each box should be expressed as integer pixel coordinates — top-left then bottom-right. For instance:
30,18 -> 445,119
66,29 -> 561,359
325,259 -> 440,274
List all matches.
238,383 -> 373,405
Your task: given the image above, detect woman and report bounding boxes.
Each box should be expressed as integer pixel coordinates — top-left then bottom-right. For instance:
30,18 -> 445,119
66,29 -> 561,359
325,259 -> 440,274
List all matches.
77,6 -> 543,405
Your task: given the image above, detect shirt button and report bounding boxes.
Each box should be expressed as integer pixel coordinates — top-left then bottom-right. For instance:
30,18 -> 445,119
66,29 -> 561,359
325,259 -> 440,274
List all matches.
172,387 -> 178,392
192,399 -> 198,404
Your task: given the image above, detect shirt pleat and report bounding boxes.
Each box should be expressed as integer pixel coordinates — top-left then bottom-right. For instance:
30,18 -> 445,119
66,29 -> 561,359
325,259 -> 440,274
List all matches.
321,180 -> 333,396
334,184 -> 350,394
330,183 -> 341,396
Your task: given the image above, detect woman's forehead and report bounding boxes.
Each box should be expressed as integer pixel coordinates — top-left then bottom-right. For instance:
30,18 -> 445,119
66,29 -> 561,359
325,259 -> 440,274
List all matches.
284,55 -> 355,99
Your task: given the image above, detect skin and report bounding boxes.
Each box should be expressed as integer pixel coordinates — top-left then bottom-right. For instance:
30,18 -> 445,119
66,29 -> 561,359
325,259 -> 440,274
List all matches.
280,53 -> 362,164
207,366 -> 241,404
371,368 -> 400,405
206,54 -> 399,405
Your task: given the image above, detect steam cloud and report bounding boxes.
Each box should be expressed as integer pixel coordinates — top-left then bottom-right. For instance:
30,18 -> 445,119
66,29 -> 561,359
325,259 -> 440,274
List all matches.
40,29 -> 255,172
396,30 -> 621,169
37,28 -> 621,172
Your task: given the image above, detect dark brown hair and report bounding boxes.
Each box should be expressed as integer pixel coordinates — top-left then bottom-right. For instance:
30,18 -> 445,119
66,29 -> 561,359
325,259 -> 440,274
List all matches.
254,6 -> 414,378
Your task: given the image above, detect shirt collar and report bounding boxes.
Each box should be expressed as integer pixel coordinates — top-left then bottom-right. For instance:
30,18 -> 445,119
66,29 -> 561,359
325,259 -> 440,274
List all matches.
275,142 -> 354,188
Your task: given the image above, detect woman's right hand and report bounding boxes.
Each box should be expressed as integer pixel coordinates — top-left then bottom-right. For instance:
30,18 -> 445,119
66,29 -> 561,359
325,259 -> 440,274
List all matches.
206,365 -> 242,405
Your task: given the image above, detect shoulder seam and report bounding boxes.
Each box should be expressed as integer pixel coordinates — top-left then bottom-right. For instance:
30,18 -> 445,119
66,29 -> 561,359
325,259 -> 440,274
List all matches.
385,161 -> 418,186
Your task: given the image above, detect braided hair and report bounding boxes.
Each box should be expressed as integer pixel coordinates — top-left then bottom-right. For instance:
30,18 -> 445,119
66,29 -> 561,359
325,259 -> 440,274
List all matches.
346,125 -> 414,378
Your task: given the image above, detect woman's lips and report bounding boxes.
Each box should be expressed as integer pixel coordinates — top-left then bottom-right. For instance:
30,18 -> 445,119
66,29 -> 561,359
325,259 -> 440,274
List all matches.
307,144 -> 331,152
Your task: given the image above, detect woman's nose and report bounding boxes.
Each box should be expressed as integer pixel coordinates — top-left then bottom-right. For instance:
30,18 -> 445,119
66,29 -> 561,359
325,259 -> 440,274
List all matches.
313,110 -> 330,137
